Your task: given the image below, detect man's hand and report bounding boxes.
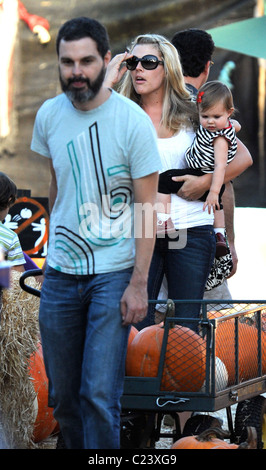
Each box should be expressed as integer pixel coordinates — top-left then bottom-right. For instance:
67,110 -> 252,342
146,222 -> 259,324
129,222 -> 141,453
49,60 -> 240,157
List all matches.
223,182 -> 238,278
227,241 -> 238,278
120,280 -> 148,326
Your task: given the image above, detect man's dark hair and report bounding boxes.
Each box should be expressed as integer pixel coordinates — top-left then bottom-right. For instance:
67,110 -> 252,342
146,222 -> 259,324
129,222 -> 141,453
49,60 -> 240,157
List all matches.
0,172 -> 17,211
56,17 -> 110,58
171,29 -> 215,78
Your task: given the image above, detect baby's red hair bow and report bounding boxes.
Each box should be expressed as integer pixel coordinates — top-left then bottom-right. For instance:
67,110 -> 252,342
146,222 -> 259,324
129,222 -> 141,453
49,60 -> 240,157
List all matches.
197,91 -> 204,103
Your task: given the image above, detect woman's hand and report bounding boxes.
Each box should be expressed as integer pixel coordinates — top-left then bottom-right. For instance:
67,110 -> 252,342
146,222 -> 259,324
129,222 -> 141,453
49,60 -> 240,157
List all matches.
104,51 -> 131,88
173,173 -> 212,200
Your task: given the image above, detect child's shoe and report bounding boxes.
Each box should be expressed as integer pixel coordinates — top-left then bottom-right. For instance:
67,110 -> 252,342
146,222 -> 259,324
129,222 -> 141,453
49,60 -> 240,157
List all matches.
215,232 -> 229,258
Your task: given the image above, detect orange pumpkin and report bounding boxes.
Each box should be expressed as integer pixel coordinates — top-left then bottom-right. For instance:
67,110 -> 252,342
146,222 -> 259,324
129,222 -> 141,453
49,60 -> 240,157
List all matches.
209,312 -> 266,385
126,322 -> 206,392
28,343 -> 57,442
171,428 -> 238,449
127,326 -> 138,348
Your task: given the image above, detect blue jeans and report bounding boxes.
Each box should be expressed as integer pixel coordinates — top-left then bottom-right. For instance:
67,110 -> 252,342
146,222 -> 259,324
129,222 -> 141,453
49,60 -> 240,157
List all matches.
137,225 -> 215,330
39,266 -> 132,449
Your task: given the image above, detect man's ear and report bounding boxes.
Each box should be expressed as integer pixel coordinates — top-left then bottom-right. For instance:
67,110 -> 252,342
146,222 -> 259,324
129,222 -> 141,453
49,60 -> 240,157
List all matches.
205,60 -> 211,72
104,50 -> 112,67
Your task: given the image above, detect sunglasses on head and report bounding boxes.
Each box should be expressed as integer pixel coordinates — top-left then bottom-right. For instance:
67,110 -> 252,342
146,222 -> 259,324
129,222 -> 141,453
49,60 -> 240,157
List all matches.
126,54 -> 164,71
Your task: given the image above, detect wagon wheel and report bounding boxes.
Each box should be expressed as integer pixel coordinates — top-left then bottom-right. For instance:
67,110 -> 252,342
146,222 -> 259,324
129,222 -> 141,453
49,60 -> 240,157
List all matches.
182,414 -> 222,437
56,412 -> 153,449
56,431 -> 66,449
120,411 -> 150,448
234,395 -> 266,449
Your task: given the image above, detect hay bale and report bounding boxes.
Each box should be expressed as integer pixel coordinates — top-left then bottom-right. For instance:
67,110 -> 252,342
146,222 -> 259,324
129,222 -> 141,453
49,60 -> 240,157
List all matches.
0,270 -> 41,448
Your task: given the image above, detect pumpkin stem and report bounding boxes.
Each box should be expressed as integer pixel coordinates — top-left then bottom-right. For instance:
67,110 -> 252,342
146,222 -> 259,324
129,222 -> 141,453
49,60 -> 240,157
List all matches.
163,299 -> 176,329
195,427 -> 230,442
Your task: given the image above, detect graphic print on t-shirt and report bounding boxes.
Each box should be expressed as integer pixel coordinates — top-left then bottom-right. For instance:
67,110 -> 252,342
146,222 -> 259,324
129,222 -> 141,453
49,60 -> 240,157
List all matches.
54,121 -> 133,274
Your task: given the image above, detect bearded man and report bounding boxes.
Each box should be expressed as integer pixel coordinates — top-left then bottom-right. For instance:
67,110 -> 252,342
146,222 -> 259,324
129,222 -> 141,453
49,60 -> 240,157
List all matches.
31,16 -> 161,449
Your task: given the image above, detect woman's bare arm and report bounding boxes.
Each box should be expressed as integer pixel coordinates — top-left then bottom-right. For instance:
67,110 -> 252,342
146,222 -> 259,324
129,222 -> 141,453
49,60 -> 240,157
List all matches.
173,138 -> 252,200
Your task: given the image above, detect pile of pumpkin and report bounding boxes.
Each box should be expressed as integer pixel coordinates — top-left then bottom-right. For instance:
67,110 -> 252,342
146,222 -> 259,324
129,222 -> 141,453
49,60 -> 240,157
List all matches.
126,321 -> 206,392
125,301 -> 266,392
209,309 -> 266,385
28,343 -> 58,444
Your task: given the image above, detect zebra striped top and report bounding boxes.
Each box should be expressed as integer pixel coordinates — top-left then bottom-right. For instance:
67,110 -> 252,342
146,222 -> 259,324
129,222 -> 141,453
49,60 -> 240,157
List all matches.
185,120 -> 237,173
0,222 -> 25,266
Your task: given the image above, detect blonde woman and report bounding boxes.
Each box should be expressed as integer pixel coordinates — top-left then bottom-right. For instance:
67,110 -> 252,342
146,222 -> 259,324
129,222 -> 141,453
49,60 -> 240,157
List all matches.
105,34 -> 252,330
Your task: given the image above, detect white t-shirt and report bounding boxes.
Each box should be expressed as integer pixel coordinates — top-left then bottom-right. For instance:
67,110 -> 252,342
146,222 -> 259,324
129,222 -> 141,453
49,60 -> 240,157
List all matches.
31,90 -> 161,275
157,129 -> 214,229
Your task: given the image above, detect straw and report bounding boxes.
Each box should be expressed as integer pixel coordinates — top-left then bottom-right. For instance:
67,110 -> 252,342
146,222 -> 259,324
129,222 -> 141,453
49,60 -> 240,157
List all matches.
0,271 -> 41,448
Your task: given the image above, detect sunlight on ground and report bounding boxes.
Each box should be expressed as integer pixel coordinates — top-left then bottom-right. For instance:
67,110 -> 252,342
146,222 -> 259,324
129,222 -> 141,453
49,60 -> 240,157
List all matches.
228,207 -> 266,300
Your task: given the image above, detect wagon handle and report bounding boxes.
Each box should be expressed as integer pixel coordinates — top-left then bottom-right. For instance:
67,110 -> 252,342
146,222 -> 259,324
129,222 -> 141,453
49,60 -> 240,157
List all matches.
19,269 -> 42,298
156,397 -> 189,407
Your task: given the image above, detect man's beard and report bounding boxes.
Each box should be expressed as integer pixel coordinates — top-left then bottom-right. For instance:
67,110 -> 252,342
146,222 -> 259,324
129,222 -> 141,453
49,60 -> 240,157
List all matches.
59,66 -> 106,103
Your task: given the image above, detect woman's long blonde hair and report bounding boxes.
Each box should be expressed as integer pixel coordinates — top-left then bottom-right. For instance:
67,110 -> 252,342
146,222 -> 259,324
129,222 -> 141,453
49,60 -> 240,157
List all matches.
118,34 -> 198,133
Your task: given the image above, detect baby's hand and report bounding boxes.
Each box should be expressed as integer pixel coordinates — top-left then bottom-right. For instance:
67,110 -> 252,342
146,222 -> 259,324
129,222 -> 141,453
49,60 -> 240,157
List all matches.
203,191 -> 220,214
